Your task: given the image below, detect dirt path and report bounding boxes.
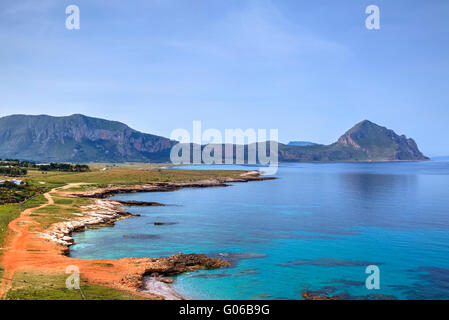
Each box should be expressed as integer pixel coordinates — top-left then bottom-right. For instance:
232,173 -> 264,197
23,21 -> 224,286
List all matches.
0,188 -> 56,299
0,183 -> 92,299
0,182 -> 230,300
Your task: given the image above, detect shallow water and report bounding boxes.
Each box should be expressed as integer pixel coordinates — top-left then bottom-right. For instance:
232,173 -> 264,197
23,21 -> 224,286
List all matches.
71,161 -> 449,300
140,277 -> 183,300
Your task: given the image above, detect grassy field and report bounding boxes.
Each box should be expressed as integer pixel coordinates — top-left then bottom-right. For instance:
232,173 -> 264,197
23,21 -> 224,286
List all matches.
26,168 -> 246,187
6,271 -> 144,300
31,196 -> 94,230
86,162 -> 174,170
0,194 -> 48,249
0,195 -> 48,282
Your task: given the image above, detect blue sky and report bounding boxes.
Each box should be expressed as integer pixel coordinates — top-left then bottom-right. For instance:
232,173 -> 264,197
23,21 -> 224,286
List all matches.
0,0 -> 448,156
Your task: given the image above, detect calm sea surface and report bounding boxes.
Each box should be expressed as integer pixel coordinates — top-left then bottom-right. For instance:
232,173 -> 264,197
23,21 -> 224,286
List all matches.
70,161 -> 449,299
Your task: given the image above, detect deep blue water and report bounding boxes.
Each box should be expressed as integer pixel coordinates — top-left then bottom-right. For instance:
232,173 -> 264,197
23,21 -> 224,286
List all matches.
70,161 -> 449,300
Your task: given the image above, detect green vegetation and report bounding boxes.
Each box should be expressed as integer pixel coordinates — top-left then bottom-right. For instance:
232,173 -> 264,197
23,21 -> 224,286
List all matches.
87,162 -> 173,170
90,262 -> 114,268
38,163 -> 89,172
0,194 -> 47,249
0,167 -> 27,176
26,168 -> 246,187
0,204 -> 19,248
31,197 -> 93,229
52,196 -> 92,206
0,159 -> 36,168
21,194 -> 47,209
0,159 -> 35,177
0,182 -> 45,205
0,159 -> 90,177
6,272 -> 142,300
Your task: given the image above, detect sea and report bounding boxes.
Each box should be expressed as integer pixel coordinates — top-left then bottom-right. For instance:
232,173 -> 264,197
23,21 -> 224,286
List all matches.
70,161 -> 449,300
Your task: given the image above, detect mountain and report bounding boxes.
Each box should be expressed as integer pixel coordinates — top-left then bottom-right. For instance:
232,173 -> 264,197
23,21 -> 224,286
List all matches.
287,141 -> 317,147
0,115 -> 428,163
0,114 -> 176,162
278,120 -> 428,162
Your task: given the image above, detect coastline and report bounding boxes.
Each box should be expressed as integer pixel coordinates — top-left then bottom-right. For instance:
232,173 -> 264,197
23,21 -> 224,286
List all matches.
1,171 -> 273,300
37,198 -> 189,300
69,170 -> 274,199
59,171 -> 274,299
140,276 -> 186,300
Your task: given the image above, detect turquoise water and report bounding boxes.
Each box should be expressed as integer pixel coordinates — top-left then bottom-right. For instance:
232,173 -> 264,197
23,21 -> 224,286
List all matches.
70,161 -> 449,300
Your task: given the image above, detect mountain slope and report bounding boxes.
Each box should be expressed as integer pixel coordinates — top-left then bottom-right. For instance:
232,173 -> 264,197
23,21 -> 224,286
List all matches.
279,120 -> 428,162
0,114 -> 176,162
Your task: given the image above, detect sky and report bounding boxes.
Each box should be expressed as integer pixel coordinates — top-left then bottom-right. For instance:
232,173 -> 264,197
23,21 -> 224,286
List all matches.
0,0 -> 448,156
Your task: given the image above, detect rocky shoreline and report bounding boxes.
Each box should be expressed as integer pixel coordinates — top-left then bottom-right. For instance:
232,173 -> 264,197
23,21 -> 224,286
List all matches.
38,197 -> 231,300
69,171 -> 275,199
41,172 -> 273,249
40,199 -> 137,249
118,253 -> 230,299
37,172 -> 272,299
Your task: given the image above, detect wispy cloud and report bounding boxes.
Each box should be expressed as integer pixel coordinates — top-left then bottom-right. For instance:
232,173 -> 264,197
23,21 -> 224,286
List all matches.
163,0 -> 350,60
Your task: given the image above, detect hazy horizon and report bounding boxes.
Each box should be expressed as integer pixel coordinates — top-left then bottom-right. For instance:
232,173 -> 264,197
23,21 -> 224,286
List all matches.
1,1 -> 448,156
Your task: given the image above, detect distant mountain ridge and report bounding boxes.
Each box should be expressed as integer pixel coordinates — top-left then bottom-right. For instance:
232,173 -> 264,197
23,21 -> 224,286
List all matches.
0,115 -> 428,163
0,114 -> 176,162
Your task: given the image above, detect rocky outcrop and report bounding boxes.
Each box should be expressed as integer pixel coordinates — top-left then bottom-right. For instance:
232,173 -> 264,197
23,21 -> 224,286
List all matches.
119,254 -> 230,291
302,291 -> 341,300
335,120 -> 428,161
39,199 -> 136,248
142,253 -> 230,276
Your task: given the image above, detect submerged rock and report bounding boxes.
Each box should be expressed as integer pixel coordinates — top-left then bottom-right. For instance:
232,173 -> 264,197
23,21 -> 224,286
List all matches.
189,272 -> 232,279
214,252 -> 267,266
153,222 -> 179,226
115,200 -> 165,206
123,234 -> 161,240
